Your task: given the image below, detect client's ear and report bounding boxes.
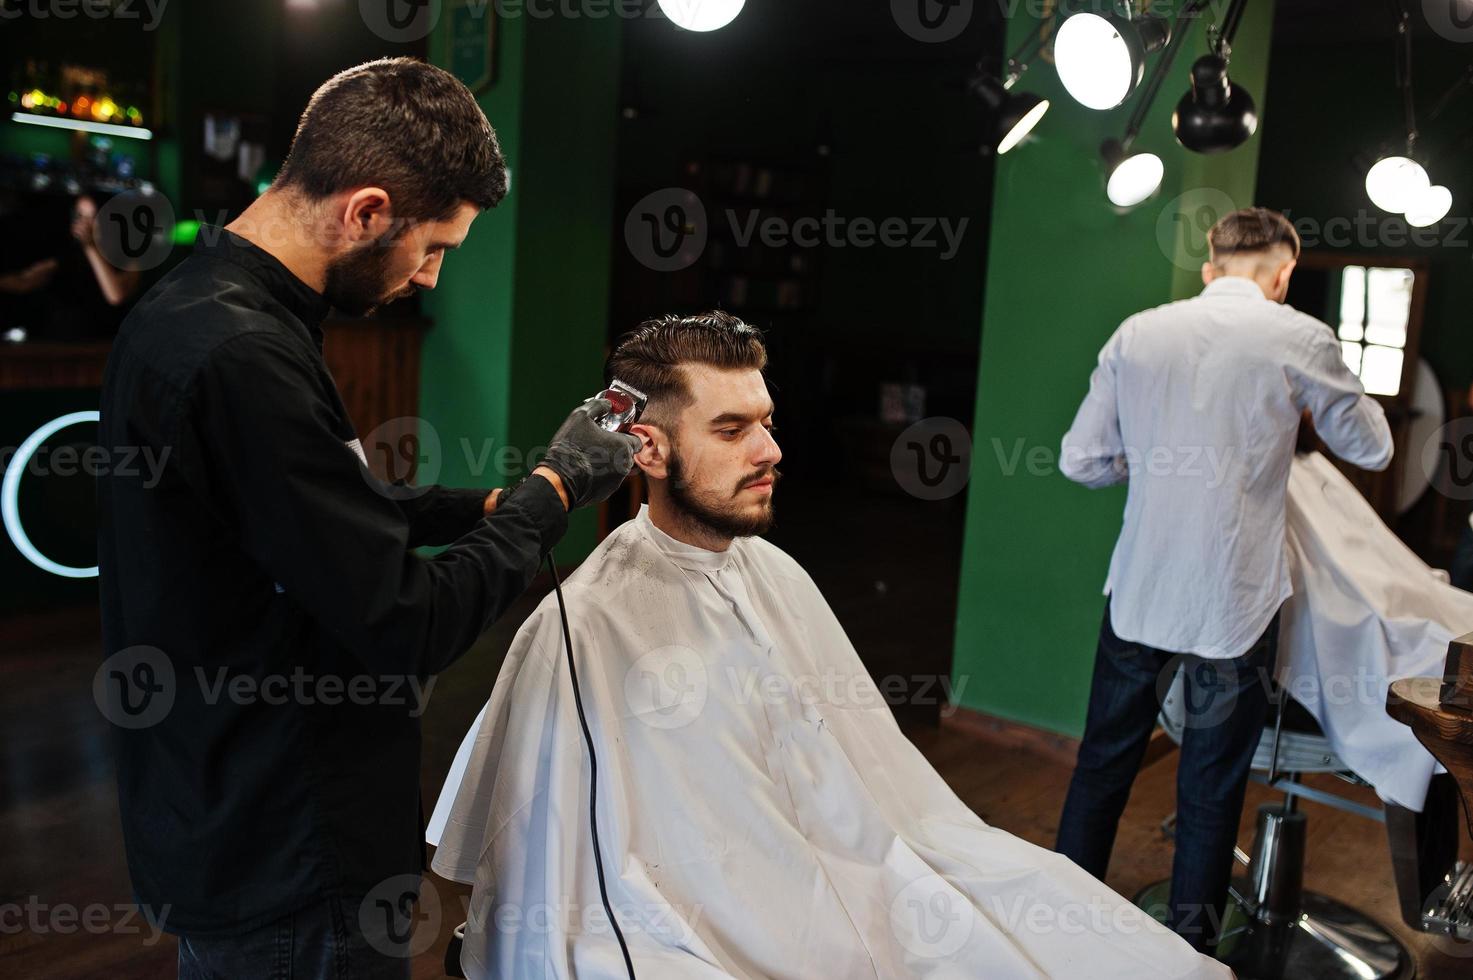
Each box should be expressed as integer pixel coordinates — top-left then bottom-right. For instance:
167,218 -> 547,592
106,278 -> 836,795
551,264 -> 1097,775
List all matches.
629,423 -> 669,480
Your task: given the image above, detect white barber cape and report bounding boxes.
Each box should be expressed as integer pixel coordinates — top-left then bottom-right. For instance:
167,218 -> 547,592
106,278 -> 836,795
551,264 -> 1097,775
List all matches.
429,506 -> 1225,979
1281,452 -> 1473,811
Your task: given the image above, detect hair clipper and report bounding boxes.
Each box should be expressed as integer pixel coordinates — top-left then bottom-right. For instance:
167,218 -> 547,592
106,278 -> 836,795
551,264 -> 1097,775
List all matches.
592,379 -> 647,432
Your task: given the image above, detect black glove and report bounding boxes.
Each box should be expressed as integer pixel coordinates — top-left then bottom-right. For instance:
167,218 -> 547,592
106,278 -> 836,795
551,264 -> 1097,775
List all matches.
539,397 -> 642,510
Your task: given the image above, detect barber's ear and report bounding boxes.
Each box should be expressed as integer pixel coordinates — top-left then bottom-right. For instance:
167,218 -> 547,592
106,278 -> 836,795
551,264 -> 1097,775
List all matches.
1201,261 -> 1215,287
340,187 -> 394,244
629,423 -> 668,480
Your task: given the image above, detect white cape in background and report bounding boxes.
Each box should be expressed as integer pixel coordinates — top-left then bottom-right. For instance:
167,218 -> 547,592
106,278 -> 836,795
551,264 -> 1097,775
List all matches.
1281,452 -> 1473,811
429,507 -> 1224,979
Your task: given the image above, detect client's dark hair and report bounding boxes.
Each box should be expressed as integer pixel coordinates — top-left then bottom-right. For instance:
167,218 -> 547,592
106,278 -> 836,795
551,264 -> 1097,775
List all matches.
606,311 -> 768,426
273,57 -> 508,222
1208,207 -> 1300,267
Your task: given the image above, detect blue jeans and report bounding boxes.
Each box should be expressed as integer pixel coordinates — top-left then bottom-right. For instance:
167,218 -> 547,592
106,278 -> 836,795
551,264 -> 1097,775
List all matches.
177,892 -> 413,980
1056,601 -> 1279,953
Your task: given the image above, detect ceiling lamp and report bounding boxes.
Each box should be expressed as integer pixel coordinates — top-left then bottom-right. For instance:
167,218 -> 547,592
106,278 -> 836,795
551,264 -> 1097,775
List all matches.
1172,1 -> 1258,154
1053,9 -> 1171,111
1365,155 -> 1430,213
1404,184 -> 1452,227
969,75 -> 1050,155
657,0 -> 745,32
1101,139 -> 1164,207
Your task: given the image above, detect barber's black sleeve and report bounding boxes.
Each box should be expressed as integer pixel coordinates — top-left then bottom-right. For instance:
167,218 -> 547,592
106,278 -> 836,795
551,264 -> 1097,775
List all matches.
180,330 -> 567,677
389,483 -> 491,547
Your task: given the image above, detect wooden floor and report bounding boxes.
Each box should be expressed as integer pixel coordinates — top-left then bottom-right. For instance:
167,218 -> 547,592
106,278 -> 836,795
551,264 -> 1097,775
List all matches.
5,604 -> 1473,979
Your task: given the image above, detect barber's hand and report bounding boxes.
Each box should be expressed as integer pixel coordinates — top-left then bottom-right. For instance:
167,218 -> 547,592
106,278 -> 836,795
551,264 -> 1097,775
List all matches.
0,258 -> 58,294
538,398 -> 641,511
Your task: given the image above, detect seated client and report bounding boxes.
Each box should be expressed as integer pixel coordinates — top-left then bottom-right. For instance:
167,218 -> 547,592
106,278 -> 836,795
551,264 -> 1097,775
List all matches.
428,312 -> 1227,979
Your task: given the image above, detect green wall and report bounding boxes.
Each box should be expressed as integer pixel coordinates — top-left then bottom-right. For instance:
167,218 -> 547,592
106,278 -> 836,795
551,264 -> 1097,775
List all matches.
422,13 -> 622,561
951,3 -> 1277,735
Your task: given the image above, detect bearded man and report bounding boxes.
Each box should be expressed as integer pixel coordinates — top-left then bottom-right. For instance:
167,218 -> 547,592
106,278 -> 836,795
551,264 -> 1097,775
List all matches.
428,311 -> 1226,979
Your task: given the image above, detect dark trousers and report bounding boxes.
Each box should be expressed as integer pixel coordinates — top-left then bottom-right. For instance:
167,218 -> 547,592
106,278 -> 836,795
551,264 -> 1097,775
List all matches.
1056,601 -> 1279,953
177,893 -> 413,980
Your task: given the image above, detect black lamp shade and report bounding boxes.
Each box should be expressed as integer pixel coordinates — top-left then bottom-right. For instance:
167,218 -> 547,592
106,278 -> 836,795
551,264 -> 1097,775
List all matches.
969,75 -> 1049,154
1172,54 -> 1258,154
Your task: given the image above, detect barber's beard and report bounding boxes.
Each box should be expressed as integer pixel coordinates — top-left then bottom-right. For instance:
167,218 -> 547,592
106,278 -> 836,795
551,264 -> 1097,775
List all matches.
323,238 -> 414,316
666,449 -> 779,541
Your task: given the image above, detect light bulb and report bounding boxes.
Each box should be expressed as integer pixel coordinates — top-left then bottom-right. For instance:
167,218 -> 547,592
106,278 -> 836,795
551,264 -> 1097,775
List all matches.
1404,184 -> 1452,227
1364,156 -> 1429,213
1054,13 -> 1136,110
1107,152 -> 1164,208
657,0 -> 745,32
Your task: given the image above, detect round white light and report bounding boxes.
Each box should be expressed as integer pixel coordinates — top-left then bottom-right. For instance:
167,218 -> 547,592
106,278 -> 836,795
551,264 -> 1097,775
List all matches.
657,0 -> 745,32
998,99 -> 1050,155
1107,152 -> 1164,208
2,411 -> 101,578
1364,156 -> 1429,213
1404,184 -> 1452,228
1054,13 -> 1135,111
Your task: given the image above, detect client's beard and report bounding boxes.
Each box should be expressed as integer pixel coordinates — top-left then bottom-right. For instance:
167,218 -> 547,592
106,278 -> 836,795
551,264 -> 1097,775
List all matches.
323,238 -> 414,316
667,449 -> 778,541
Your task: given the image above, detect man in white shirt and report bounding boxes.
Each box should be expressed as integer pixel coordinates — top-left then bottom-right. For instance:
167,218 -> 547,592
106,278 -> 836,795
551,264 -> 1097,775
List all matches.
429,312 -> 1228,979
1055,208 -> 1393,954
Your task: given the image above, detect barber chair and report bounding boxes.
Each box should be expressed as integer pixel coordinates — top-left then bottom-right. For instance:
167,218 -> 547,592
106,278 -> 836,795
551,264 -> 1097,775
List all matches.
1134,666 -> 1419,979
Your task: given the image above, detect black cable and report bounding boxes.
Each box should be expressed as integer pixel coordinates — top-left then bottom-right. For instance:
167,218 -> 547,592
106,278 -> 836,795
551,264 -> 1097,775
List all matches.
547,550 -> 637,980
1122,0 -> 1207,147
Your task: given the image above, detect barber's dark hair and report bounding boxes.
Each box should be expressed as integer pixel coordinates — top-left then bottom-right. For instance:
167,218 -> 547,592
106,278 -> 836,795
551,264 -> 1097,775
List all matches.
1208,207 -> 1300,266
273,57 -> 507,222
606,311 -> 767,424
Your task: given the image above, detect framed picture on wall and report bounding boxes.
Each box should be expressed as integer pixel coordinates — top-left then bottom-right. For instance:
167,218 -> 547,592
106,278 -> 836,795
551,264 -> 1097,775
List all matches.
443,0 -> 499,94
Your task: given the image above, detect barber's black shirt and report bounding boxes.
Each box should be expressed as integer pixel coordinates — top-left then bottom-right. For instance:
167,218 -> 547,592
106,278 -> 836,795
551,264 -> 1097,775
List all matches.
97,228 -> 568,935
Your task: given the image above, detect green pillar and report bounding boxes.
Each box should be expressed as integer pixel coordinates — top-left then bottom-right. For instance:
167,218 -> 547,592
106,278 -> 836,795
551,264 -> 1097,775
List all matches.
951,3 -> 1276,735
422,12 -> 623,560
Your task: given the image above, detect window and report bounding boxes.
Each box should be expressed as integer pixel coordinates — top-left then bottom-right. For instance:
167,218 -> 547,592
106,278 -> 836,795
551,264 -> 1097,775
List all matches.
1338,265 -> 1412,396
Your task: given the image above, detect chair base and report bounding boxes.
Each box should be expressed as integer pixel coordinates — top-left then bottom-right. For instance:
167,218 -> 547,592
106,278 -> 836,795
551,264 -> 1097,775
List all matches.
1131,878 -> 1415,980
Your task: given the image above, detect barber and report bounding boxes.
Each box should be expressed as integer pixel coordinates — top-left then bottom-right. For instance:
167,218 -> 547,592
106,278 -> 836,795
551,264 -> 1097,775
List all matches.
96,59 -> 638,979
1053,207 -> 1393,955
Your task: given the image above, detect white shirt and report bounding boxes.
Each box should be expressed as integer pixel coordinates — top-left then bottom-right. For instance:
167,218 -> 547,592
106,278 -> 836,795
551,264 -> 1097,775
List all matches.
1061,276 -> 1393,659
